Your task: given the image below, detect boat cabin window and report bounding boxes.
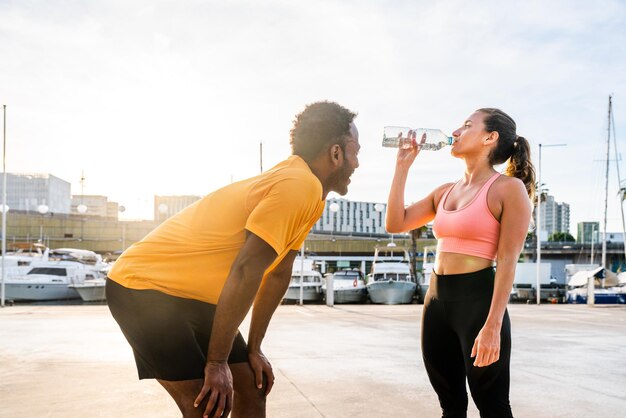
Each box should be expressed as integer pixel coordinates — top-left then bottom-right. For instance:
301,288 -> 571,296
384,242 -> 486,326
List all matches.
334,271 -> 363,280
373,273 -> 410,281
291,275 -> 318,283
28,267 -> 67,276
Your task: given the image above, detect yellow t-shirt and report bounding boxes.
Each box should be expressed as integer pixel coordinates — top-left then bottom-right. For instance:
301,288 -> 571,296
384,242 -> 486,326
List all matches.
108,156 -> 325,304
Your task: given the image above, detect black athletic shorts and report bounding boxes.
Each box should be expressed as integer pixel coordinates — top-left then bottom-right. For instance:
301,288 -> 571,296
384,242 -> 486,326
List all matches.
106,279 -> 249,381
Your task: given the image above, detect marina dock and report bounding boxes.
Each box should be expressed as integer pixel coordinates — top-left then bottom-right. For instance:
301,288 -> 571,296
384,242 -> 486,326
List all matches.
1,304 -> 625,417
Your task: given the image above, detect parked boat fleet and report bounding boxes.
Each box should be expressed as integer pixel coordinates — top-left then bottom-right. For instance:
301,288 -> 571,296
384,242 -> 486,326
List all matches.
285,246 -> 422,305
3,243 -> 625,305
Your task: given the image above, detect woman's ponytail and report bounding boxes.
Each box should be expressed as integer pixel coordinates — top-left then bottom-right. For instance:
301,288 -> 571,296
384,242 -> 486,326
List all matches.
479,107 -> 536,201
504,136 -> 536,201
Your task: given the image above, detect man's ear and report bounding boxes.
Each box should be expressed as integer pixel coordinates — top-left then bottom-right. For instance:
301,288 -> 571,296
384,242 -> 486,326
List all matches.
329,144 -> 343,167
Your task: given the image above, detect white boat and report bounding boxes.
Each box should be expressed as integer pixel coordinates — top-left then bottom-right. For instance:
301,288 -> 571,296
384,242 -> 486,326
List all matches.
69,278 -> 107,302
322,269 -> 367,304
567,267 -> 626,304
284,258 -> 323,303
5,242 -> 49,264
4,248 -> 109,301
567,286 -> 626,304
367,246 -> 416,305
2,243 -> 50,278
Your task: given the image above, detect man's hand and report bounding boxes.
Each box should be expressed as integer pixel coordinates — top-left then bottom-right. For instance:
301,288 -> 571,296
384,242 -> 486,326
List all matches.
194,360 -> 233,418
470,324 -> 501,367
248,350 -> 275,396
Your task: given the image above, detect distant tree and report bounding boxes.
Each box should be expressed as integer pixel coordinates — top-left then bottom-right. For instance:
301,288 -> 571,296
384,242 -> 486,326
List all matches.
410,226 -> 429,277
534,181 -> 549,206
548,232 -> 575,242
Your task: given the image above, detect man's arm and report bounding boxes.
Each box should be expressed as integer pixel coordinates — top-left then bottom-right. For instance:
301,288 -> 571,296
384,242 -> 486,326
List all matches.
249,249 -> 298,351
195,231 -> 277,418
246,250 -> 299,394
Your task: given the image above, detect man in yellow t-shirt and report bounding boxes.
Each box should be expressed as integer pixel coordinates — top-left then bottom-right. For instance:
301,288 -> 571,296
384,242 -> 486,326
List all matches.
106,101 -> 360,418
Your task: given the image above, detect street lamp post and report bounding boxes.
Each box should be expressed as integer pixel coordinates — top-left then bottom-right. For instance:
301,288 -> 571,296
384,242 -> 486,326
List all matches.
536,143 -> 566,305
77,204 -> 87,243
377,200 -> 395,248
1,105 -> 7,308
590,226 -> 596,265
323,202 -> 340,307
118,205 -> 126,252
158,203 -> 168,222
37,204 -> 49,243
0,204 -> 8,308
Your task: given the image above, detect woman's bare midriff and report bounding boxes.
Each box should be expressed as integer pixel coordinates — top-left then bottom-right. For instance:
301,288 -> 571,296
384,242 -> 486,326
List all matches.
433,252 -> 495,275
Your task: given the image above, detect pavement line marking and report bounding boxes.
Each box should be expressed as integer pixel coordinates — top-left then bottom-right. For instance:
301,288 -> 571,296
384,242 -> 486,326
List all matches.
295,308 -> 315,317
556,317 -> 626,329
277,367 -> 325,417
517,368 -> 626,401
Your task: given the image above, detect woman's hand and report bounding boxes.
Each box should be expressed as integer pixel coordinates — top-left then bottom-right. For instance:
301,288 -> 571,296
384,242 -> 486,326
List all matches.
470,324 -> 501,367
194,360 -> 233,418
395,130 -> 423,171
248,350 -> 275,396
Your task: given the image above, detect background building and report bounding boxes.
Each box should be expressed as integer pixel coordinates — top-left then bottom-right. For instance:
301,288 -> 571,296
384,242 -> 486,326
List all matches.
577,221 -> 600,244
312,199 -> 388,236
71,195 -> 120,219
154,195 -> 202,222
0,173 -> 71,214
537,194 -> 570,240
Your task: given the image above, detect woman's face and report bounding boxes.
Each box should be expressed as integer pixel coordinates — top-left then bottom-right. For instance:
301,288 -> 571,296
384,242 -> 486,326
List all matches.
450,111 -> 490,157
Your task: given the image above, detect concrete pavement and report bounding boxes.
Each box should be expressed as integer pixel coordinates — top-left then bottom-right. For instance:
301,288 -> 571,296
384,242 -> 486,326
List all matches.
1,303 -> 625,417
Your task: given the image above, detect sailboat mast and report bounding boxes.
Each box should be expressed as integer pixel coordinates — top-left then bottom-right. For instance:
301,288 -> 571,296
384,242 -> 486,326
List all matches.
602,95 -> 612,268
610,95 -> 626,263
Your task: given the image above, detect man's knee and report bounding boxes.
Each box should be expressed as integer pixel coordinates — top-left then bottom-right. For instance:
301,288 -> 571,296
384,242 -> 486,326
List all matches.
234,383 -> 266,409
157,379 -> 206,417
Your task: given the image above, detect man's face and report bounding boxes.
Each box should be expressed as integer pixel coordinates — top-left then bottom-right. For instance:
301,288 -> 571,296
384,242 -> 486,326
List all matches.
330,122 -> 360,196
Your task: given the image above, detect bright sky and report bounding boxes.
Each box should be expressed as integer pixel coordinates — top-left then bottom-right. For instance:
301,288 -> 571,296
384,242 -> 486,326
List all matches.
2,0 -> 626,234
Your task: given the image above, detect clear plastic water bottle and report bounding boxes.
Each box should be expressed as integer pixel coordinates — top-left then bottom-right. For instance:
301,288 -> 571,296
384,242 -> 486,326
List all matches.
382,126 -> 453,150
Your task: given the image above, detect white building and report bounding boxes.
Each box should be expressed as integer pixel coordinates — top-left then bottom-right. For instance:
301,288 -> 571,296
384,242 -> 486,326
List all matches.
537,194 -> 570,240
71,195 -> 120,218
312,199 -> 387,235
577,221 -> 599,244
0,173 -> 71,214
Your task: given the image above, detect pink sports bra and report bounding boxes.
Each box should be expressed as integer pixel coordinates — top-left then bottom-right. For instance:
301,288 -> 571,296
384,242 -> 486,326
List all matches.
432,173 -> 501,261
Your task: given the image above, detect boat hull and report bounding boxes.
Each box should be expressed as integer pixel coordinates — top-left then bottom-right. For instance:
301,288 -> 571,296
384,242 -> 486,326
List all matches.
567,289 -> 626,304
5,283 -> 80,301
418,284 -> 429,303
69,283 -> 106,302
322,281 -> 368,304
332,288 -> 367,304
367,281 -> 416,304
284,286 -> 322,302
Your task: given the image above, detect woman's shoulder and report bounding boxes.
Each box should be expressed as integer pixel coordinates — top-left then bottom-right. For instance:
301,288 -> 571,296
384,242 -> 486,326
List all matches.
431,181 -> 456,208
492,175 -> 530,202
432,181 -> 455,197
493,174 -> 525,189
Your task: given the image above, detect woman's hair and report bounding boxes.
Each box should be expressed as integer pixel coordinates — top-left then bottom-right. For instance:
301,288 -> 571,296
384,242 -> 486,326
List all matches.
478,108 -> 536,201
290,101 -> 356,162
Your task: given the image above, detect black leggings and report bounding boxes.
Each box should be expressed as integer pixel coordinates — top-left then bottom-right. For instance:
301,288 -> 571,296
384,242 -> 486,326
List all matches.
422,267 -> 512,418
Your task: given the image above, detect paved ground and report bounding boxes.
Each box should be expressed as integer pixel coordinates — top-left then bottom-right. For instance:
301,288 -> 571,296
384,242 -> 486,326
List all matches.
1,303 -> 625,417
